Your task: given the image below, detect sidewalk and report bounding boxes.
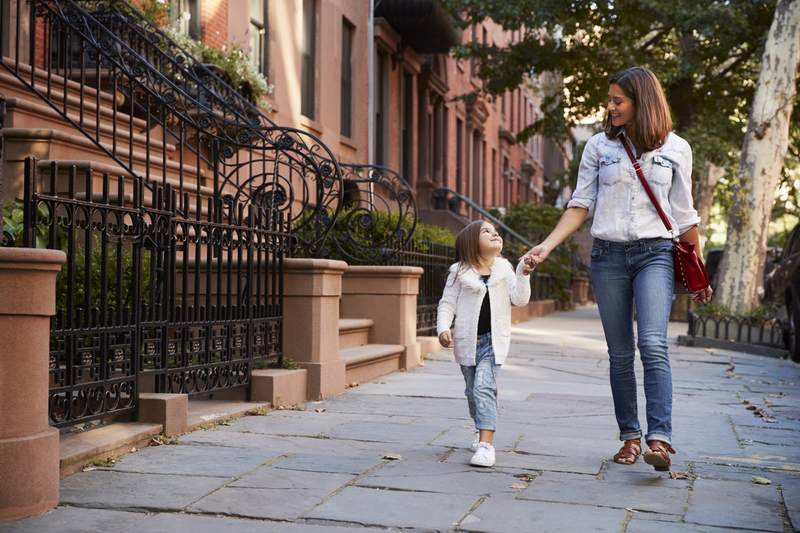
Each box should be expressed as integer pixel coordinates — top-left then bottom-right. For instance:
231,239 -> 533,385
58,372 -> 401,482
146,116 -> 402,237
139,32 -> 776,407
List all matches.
4,306 -> 799,533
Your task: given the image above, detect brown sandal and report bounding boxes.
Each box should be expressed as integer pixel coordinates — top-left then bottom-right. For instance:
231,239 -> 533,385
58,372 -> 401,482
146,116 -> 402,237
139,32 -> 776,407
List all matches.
643,440 -> 676,472
613,438 -> 641,465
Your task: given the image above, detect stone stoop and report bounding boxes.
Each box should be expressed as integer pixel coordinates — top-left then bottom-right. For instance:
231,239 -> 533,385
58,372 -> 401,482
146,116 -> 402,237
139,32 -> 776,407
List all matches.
338,319 -> 404,385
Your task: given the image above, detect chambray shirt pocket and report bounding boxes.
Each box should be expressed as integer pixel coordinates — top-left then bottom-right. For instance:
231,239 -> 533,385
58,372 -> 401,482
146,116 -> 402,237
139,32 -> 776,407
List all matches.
649,155 -> 674,186
598,155 -> 624,186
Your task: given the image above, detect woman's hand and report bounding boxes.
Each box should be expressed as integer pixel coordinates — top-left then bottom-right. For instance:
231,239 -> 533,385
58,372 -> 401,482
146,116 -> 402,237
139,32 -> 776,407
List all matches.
691,285 -> 713,305
525,243 -> 552,266
438,330 -> 453,348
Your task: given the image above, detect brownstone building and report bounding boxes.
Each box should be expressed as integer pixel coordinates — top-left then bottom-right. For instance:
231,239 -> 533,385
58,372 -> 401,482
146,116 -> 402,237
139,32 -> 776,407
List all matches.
178,0 -> 571,232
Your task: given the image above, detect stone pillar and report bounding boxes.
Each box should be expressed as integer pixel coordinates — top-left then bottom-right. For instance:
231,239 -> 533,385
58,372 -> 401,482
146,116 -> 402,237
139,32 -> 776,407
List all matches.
283,258 -> 348,400
340,266 -> 423,370
0,248 -> 65,522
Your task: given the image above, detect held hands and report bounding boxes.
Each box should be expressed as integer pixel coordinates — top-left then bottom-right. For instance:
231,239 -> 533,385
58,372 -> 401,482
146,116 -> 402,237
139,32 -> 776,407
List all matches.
523,243 -> 552,269
520,254 -> 537,275
438,330 -> 453,348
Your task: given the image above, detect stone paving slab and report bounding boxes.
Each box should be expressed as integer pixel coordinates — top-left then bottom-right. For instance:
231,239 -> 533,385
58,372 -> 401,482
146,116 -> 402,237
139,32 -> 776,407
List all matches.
685,478 -> 784,532
0,507 -> 146,533
186,487 -> 333,521
518,470 -> 689,515
98,443 -> 283,478
304,485 -> 476,529
272,452 -> 383,475
59,470 -> 224,511
460,497 -> 627,532
136,514 -> 395,532
626,517 -> 764,533
355,457 -> 524,495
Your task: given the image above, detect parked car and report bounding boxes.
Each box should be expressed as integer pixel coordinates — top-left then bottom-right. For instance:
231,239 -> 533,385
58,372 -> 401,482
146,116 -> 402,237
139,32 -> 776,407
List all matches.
764,223 -> 800,361
705,247 -> 782,292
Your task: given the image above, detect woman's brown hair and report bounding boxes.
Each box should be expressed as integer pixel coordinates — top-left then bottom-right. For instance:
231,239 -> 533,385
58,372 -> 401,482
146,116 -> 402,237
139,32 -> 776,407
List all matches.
604,66 -> 673,152
453,220 -> 492,280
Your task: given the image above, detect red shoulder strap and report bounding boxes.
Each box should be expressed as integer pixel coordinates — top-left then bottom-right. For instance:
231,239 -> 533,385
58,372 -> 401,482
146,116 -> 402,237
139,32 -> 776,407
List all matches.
616,132 -> 674,235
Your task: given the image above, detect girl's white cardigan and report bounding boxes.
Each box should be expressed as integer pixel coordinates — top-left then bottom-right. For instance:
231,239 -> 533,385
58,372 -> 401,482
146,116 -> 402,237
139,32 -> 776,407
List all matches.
436,257 -> 531,365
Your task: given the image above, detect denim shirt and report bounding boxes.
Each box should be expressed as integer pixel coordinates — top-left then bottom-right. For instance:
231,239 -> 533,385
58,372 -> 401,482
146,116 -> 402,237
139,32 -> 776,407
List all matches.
567,131 -> 701,242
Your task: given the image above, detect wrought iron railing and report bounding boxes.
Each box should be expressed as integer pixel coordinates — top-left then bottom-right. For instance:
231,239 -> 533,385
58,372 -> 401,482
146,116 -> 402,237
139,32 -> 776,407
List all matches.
17,157 -> 288,427
1,0 -> 343,253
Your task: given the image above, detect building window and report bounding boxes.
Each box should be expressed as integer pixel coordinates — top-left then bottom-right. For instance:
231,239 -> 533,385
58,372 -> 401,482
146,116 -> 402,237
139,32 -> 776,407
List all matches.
171,0 -> 200,39
374,48 -> 388,165
249,0 -> 268,76
401,71 -> 413,181
301,0 -> 317,119
340,18 -> 354,137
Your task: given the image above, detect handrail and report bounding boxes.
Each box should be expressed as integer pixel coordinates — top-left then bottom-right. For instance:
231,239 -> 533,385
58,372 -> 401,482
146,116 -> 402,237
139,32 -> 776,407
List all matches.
433,187 -> 533,249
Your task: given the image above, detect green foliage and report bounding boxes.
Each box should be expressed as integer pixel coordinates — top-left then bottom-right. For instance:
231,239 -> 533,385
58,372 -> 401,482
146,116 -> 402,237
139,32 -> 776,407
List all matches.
694,302 -> 780,323
165,24 -> 273,107
1,199 -> 48,248
294,208 -> 456,263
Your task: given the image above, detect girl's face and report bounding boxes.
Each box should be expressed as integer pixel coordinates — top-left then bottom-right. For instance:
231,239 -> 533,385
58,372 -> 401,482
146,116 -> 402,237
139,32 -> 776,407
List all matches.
478,223 -> 503,257
607,83 -> 635,128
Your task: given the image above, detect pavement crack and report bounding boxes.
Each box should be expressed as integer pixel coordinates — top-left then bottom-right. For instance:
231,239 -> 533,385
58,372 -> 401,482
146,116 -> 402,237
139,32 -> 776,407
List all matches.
454,495 -> 487,529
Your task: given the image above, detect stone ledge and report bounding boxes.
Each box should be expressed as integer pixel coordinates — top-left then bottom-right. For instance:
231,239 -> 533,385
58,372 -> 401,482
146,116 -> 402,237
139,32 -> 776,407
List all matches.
59,422 -> 162,478
251,368 -> 308,407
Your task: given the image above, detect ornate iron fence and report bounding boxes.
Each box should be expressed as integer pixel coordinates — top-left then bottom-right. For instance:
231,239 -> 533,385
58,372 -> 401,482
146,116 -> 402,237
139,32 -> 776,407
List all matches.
687,311 -> 787,350
19,158 -> 288,427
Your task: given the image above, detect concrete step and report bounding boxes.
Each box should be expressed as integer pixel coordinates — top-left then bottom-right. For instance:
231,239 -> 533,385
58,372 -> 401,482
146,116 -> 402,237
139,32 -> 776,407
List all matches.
340,343 -> 404,385
338,318 -> 373,349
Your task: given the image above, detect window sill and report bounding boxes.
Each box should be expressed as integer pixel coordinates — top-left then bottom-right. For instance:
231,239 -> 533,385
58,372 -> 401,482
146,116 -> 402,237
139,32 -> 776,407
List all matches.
340,135 -> 359,151
300,115 -> 324,136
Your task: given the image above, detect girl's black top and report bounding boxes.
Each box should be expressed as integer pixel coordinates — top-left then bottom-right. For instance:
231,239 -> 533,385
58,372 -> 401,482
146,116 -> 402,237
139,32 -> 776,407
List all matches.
477,275 -> 491,335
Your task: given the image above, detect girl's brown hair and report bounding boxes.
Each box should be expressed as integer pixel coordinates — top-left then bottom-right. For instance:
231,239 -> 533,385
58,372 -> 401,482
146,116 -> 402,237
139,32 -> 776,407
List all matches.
604,66 -> 672,152
453,220 -> 493,279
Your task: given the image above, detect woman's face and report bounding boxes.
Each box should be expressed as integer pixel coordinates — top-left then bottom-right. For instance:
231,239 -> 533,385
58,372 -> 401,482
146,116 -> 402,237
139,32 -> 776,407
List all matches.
478,222 -> 503,257
607,83 -> 635,128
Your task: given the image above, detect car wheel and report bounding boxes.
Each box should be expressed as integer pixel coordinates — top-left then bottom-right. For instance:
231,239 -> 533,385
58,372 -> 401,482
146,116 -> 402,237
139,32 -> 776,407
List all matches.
788,298 -> 800,363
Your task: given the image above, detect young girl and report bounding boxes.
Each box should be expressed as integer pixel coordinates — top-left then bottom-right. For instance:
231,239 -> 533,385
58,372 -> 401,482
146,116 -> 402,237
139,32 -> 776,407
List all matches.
437,220 -> 534,467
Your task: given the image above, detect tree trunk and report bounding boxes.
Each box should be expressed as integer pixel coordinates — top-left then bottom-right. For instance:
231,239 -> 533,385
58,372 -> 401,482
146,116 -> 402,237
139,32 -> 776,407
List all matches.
715,0 -> 800,314
693,161 -> 724,246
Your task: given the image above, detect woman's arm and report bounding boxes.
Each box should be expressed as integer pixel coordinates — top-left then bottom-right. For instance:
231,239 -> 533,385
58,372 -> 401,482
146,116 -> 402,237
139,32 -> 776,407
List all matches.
524,207 -> 590,264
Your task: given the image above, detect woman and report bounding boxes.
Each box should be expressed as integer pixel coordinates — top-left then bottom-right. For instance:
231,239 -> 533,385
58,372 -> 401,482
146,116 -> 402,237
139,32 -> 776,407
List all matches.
525,66 -> 712,471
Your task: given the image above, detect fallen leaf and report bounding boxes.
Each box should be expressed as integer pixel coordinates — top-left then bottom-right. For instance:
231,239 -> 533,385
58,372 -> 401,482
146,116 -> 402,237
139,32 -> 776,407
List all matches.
670,471 -> 690,480
82,466 -> 97,472
315,408 -> 326,413
746,405 -> 758,411
383,453 -> 402,461
765,417 -> 779,423
514,473 -> 534,482
752,476 -> 772,485
742,400 -> 751,405
511,483 -> 527,490
624,507 -> 639,513
704,348 -> 717,353
130,447 -> 137,452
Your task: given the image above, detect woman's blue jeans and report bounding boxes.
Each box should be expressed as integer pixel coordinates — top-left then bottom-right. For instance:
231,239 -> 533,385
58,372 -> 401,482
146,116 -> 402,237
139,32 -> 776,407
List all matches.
591,238 -> 674,445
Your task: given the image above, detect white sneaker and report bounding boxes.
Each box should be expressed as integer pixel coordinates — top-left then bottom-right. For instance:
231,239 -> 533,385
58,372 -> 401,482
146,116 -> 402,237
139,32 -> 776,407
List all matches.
470,442 -> 496,467
470,431 -> 480,452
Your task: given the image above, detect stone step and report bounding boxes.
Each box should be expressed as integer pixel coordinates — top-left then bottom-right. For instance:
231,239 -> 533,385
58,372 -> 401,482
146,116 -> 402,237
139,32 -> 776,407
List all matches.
59,422 -> 162,478
0,60 -> 148,132
340,343 -> 404,386
338,318 -> 374,349
3,96 -> 176,158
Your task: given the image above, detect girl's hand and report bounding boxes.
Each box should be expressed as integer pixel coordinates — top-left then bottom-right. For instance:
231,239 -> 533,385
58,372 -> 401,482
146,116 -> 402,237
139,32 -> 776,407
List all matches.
438,330 -> 453,348
525,243 -> 552,266
521,255 -> 537,275
691,285 -> 713,305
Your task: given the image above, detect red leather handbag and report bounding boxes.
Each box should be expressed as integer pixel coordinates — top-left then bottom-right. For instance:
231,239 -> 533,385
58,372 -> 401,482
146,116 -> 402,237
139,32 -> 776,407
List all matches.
617,133 -> 711,293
